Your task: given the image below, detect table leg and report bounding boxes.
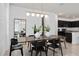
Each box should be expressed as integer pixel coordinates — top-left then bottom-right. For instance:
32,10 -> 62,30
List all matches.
28,42 -> 31,52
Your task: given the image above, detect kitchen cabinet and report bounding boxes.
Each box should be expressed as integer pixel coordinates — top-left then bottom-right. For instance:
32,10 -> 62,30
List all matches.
58,20 -> 79,27
65,32 -> 72,43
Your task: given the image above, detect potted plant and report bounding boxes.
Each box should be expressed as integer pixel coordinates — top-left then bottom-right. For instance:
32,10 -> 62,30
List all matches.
44,25 -> 50,37
44,25 -> 50,32
32,24 -> 41,34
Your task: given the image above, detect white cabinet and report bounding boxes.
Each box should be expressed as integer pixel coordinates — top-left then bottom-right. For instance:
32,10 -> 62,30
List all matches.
72,32 -> 79,44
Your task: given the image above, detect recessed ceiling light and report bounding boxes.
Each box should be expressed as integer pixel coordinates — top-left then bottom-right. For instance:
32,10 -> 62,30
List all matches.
26,12 -> 30,16
31,13 -> 35,16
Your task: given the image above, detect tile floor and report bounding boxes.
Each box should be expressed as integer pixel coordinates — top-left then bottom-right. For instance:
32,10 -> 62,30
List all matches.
3,42 -> 79,56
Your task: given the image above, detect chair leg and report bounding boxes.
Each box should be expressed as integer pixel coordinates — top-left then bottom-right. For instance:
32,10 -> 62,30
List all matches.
36,51 -> 39,56
31,50 -> 33,56
60,47 -> 63,56
53,49 -> 55,56
40,51 -> 42,56
9,49 -> 12,56
45,47 -> 48,56
21,48 -> 23,56
59,43 -> 63,56
59,39 -> 63,56
64,40 -> 66,48
45,50 -> 48,56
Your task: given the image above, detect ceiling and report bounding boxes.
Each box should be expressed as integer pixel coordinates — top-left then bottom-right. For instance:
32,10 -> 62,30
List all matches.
10,3 -> 79,19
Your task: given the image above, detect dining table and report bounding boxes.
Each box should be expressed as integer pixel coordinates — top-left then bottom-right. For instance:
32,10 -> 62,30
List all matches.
25,35 -> 65,53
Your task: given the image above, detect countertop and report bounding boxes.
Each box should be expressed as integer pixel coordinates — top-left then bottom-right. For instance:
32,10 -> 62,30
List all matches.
65,30 -> 79,33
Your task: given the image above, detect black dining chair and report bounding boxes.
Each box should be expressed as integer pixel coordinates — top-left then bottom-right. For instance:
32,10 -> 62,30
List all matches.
48,38 -> 63,56
30,39 -> 48,56
9,38 -> 23,56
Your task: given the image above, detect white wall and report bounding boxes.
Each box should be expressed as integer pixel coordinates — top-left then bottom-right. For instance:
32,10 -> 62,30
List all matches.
9,5 -> 27,39
45,13 -> 58,35
0,3 -> 9,55
26,16 -> 41,36
10,5 -> 58,38
26,13 -> 58,36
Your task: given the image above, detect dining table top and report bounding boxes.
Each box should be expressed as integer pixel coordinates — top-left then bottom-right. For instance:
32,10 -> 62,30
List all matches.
25,35 -> 65,42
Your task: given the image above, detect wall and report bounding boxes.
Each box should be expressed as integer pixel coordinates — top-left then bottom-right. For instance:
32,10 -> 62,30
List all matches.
26,16 -> 41,36
9,5 -> 58,38
9,5 -> 27,39
0,3 -> 9,55
45,13 -> 58,35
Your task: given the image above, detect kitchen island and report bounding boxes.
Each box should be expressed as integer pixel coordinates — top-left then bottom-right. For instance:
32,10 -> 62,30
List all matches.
72,31 -> 79,44
65,31 -> 79,44
58,28 -> 79,44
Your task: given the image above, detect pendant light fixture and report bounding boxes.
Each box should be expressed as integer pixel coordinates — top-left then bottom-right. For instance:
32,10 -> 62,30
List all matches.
26,12 -> 30,16
36,13 -> 40,17
31,13 -> 35,16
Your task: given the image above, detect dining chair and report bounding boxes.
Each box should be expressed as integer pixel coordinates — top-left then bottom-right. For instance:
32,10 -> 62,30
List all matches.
48,38 -> 63,56
28,35 -> 35,47
30,39 -> 48,56
9,38 -> 23,56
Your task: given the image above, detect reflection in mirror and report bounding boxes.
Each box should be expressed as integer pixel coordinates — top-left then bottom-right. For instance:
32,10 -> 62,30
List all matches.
14,18 -> 26,43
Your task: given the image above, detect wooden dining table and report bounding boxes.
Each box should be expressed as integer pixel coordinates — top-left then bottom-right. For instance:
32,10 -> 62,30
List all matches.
26,35 -> 65,43
25,35 -> 64,54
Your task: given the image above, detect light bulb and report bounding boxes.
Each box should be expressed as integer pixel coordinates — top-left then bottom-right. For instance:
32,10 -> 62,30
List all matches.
41,14 -> 44,17
45,15 -> 48,18
31,13 -> 35,16
26,12 -> 30,16
36,14 -> 40,17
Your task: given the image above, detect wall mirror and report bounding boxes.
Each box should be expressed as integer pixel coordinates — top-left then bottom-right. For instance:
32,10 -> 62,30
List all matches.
14,18 -> 26,42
